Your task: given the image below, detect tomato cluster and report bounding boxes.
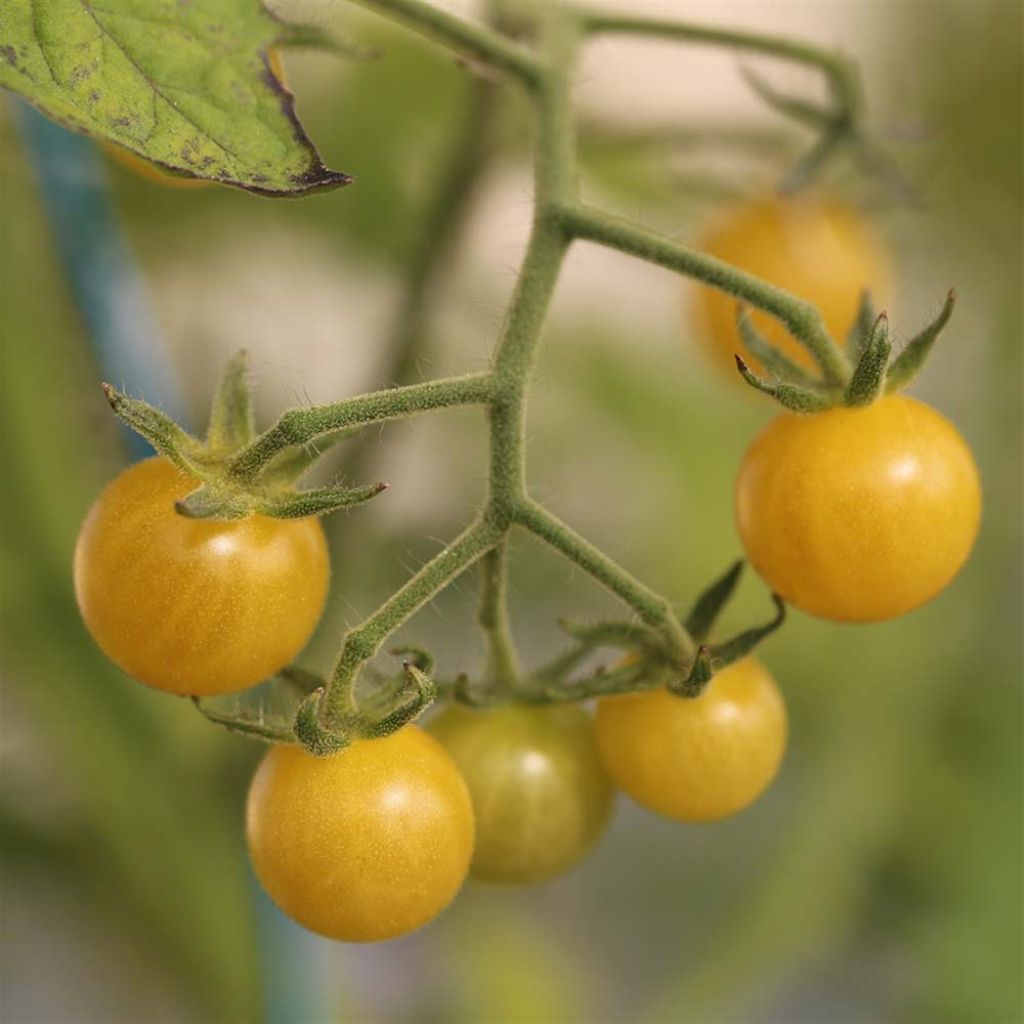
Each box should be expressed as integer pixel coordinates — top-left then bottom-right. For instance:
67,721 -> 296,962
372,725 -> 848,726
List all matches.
73,193 -> 981,945
243,658 -> 789,942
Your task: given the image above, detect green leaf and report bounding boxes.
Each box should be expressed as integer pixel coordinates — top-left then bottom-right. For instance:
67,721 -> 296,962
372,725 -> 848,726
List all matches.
193,665 -> 324,742
0,0 -> 350,196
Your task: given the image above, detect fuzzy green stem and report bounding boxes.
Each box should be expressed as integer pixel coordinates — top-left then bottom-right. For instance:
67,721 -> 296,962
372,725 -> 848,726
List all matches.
486,13 -> 577,519
478,543 -> 520,688
294,0 -> 861,744
578,9 -> 861,118
319,518 -> 501,731
230,372 -> 496,480
515,499 -> 695,665
559,204 -> 851,384
347,0 -> 542,85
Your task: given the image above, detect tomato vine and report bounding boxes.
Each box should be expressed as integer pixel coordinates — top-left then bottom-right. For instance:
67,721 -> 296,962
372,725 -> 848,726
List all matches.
71,0 -> 961,754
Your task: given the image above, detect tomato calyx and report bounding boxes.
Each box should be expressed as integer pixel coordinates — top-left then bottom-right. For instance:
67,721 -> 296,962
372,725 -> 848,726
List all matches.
428,561 -> 787,706
194,655 -> 440,755
193,562 -> 784,750
734,289 -> 956,413
101,350 -> 388,521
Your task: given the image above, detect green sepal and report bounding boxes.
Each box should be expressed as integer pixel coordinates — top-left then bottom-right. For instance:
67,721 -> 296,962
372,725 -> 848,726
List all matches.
360,663 -> 437,738
259,427 -> 363,485
684,560 -> 744,643
736,307 -> 819,388
101,384 -> 208,476
294,689 -> 349,756
540,656 -> 654,703
885,290 -> 956,394
192,665 -> 324,742
707,594 -> 786,668
450,672 -> 496,708
527,645 -> 593,687
176,485 -> 252,521
740,66 -> 832,129
844,312 -> 891,406
557,618 -> 667,656
845,290 -> 877,363
734,356 -> 836,413
668,645 -> 713,698
779,127 -> 846,194
389,646 -> 435,674
254,481 -> 389,519
850,131 -> 919,207
206,350 -> 256,452
105,375 -> 388,520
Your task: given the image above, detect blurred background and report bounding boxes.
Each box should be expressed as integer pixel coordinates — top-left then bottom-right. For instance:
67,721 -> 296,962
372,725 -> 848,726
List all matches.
1,1 -> 1020,1021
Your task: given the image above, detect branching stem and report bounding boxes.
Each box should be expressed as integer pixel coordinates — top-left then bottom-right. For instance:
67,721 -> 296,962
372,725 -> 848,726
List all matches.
577,7 -> 861,115
478,543 -> 520,689
514,500 -> 695,666
245,0 -> 872,747
229,372 -> 495,481
559,204 -> 850,382
347,0 -> 542,85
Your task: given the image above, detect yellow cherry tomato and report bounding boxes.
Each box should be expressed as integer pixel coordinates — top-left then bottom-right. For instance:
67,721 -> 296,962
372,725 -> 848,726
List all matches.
73,457 -> 329,696
428,703 -> 613,884
104,48 -> 287,188
246,726 -> 475,942
595,659 -> 786,823
693,194 -> 892,374
735,394 -> 981,623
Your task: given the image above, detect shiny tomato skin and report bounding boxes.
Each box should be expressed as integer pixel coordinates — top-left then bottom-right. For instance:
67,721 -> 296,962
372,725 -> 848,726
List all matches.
428,703 -> 613,884
735,394 -> 981,622
694,194 -> 891,374
595,659 -> 786,823
73,457 -> 329,696
246,726 -> 474,942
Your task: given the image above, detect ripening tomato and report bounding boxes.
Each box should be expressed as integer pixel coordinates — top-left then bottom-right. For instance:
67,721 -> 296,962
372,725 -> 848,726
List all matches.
246,726 -> 474,942
74,457 -> 329,695
595,659 -> 786,823
693,194 -> 891,374
105,49 -> 287,187
428,703 -> 613,884
735,394 -> 981,623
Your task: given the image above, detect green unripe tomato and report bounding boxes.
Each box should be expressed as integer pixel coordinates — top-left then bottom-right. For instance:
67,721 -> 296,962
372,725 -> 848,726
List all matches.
428,703 -> 613,885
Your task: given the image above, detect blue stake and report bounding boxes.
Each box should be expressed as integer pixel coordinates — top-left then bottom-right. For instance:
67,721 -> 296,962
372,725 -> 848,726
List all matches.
14,101 -> 331,1024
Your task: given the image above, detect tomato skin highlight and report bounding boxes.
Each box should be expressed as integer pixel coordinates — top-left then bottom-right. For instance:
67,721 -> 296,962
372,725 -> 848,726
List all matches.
73,457 -> 329,696
595,659 -> 786,823
429,703 -> 613,884
694,194 -> 891,374
246,726 -> 475,942
735,394 -> 981,623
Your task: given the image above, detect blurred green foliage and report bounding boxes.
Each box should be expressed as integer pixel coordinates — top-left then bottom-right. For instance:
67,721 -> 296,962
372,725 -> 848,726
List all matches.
1,3 -> 1020,1022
